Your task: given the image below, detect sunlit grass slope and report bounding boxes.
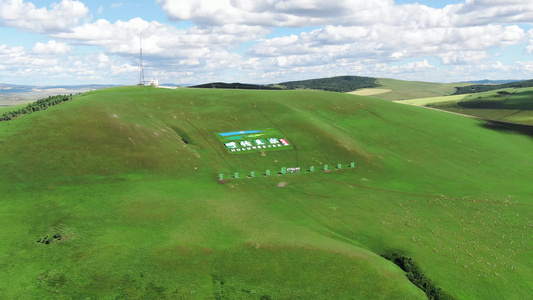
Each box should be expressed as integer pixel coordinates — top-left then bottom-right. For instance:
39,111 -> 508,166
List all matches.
401,87 -> 533,125
0,86 -> 531,299
355,78 -> 471,101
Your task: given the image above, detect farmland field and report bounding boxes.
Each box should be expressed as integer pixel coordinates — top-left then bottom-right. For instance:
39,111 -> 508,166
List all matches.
0,86 -> 531,299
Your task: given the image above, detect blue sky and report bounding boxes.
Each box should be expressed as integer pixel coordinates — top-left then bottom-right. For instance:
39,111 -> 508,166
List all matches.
0,0 -> 532,85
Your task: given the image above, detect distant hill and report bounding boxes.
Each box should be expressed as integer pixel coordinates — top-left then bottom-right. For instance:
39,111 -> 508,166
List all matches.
350,78 -> 472,101
274,75 -> 379,92
190,82 -> 281,90
0,84 -> 37,94
459,79 -> 524,85
190,76 -> 380,93
0,83 -> 118,106
0,83 -> 116,94
453,79 -> 533,95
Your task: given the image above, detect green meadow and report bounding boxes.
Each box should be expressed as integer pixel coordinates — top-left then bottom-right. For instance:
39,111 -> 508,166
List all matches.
0,103 -> 26,114
356,78 -> 471,101
401,87 -> 533,125
0,86 -> 531,299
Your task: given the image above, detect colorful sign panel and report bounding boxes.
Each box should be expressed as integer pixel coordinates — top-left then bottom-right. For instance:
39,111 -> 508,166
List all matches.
216,129 -> 294,154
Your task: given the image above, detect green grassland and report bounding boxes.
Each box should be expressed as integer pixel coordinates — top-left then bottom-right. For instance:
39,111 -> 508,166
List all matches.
358,78 -> 472,101
396,95 -> 468,106
0,103 -> 26,114
402,87 -> 533,125
0,86 -> 531,299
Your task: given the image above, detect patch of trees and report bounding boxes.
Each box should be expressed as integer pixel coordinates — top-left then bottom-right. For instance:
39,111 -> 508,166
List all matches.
454,79 -> 533,95
274,75 -> 380,92
0,94 -> 73,121
382,252 -> 454,300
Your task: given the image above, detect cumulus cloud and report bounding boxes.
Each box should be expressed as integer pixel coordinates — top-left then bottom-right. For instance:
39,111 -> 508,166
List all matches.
51,17 -> 268,63
156,0 -> 533,28
0,44 -> 25,55
247,24 -> 525,66
112,63 -> 137,75
32,40 -> 72,55
0,0 -> 89,33
2,0 -> 533,85
526,42 -> 533,55
457,0 -> 533,25
155,0 -> 381,26
438,51 -> 490,65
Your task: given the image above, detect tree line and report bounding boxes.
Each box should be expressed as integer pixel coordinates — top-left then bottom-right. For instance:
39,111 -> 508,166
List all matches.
274,75 -> 380,93
190,76 -> 381,93
454,79 -> 533,95
0,94 -> 74,121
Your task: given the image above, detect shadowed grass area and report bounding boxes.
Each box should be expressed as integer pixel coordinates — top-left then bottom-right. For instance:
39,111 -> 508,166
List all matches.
0,86 -> 531,299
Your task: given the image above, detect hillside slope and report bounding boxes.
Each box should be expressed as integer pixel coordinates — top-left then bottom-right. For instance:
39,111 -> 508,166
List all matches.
0,86 -> 531,299
350,78 -> 472,100
399,87 -> 533,125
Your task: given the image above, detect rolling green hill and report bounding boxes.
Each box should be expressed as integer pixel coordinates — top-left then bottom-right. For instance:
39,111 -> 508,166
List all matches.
453,79 -> 533,95
350,78 -> 472,101
401,87 -> 533,126
0,86 -> 531,299
274,75 -> 380,92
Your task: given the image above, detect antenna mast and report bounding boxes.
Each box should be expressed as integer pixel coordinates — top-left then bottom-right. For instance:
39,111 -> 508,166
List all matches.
139,38 -> 145,85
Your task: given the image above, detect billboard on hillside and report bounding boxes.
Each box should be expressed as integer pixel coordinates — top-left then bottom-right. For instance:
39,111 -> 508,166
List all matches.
216,129 -> 294,154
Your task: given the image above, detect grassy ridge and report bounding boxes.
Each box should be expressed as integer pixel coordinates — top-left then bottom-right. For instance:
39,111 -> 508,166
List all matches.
402,87 -> 533,125
361,78 -> 471,101
454,79 -> 533,95
275,75 -> 379,92
0,86 -> 531,299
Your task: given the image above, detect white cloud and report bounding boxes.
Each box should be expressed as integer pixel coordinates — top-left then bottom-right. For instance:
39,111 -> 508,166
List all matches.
2,0 -> 533,85
112,63 -> 138,75
98,53 -> 110,68
156,0 -> 533,28
526,42 -> 533,54
0,44 -> 25,55
0,0 -> 89,33
247,24 -> 524,65
97,5 -> 103,14
32,40 -> 72,55
525,29 -> 533,54
155,0 -> 386,27
456,0 -> 533,25
51,17 -> 268,64
438,51 -> 490,65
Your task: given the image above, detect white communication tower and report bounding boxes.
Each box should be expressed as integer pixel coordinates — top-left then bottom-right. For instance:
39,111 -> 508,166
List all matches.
139,38 -> 146,85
